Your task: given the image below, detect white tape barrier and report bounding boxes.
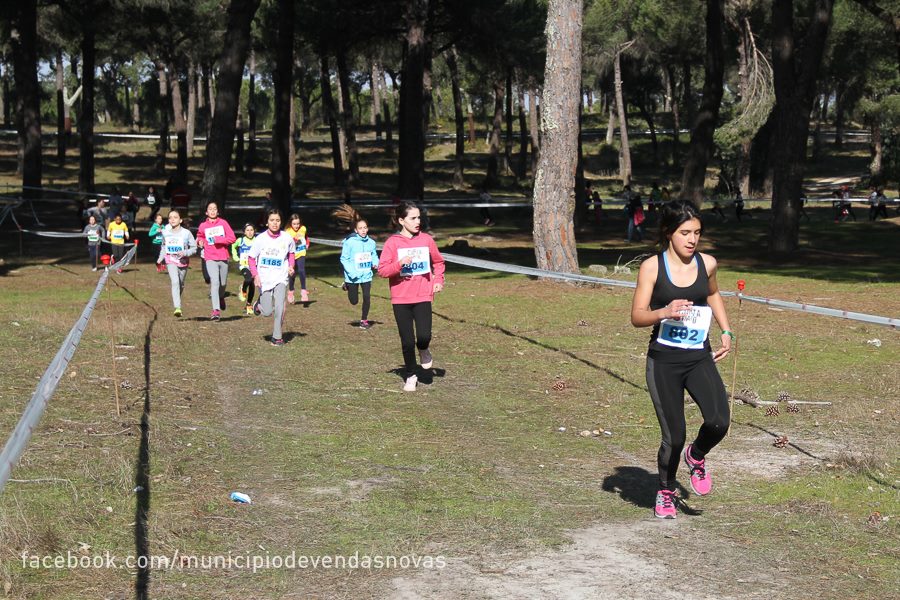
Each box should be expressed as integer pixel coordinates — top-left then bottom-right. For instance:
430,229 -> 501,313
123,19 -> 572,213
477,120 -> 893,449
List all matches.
0,244 -> 137,494
311,237 -> 899,329
17,228 -> 137,247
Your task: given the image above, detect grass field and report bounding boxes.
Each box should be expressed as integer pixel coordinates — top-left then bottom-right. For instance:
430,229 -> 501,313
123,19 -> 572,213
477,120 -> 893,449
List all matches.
0,133 -> 898,598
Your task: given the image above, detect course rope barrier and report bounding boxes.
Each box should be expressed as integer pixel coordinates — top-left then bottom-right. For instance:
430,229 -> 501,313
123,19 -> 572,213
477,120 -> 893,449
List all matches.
0,244 -> 137,494
311,237 -> 899,329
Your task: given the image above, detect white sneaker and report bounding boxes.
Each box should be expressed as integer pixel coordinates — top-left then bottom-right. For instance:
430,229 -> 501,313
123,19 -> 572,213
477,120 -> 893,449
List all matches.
420,348 -> 433,369
403,375 -> 418,392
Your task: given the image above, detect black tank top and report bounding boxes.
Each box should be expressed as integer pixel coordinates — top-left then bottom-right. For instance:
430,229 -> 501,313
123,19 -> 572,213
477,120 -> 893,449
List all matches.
648,252 -> 712,361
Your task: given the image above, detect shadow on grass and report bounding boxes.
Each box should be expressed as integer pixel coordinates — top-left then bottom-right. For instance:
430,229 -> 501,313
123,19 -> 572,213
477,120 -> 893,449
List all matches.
432,308 -> 646,392
600,466 -> 699,514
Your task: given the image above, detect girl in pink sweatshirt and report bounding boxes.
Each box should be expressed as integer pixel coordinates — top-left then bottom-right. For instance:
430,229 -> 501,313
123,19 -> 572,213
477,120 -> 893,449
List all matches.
196,201 -> 237,321
377,201 -> 445,391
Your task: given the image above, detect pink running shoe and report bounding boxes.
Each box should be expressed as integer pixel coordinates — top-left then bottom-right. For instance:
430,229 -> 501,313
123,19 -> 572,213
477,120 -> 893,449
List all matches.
654,489 -> 677,519
684,444 -> 712,496
300,289 -> 309,303
287,290 -> 295,304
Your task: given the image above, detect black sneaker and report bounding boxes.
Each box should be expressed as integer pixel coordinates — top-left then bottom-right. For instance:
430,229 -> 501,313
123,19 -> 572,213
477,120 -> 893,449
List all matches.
271,338 -> 284,347
253,301 -> 261,316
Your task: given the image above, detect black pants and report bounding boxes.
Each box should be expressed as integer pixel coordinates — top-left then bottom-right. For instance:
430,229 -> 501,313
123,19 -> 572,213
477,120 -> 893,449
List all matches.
111,244 -> 125,265
392,302 -> 432,378
88,245 -> 99,269
347,281 -> 371,320
646,354 -> 729,491
239,267 -> 255,305
288,256 -> 306,291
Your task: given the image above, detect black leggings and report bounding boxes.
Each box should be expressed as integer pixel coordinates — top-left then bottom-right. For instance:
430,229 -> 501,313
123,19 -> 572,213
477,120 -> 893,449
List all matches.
646,354 -> 729,491
288,256 -> 306,291
392,302 -> 432,378
347,281 -> 371,320
239,267 -> 255,304
88,245 -> 99,269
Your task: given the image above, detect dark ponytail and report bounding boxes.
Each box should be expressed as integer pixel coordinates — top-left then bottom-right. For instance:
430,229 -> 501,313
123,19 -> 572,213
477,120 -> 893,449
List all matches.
658,200 -> 703,249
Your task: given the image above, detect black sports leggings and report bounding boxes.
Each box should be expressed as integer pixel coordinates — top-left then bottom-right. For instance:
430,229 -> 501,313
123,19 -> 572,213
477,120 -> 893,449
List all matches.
646,354 -> 729,491
392,302 -> 432,378
288,256 -> 306,291
347,281 -> 371,320
239,267 -> 255,304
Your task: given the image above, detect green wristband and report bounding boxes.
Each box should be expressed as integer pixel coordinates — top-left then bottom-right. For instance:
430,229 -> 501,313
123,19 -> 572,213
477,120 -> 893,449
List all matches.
722,330 -> 735,339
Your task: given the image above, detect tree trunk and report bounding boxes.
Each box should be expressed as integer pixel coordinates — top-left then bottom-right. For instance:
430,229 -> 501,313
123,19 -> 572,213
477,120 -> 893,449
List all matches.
445,47 -> 465,189
56,49 -> 66,166
768,0 -> 834,254
2,64 -> 12,128
869,121 -> 883,180
397,0 -> 428,199
298,68 -> 312,134
289,91 -> 297,186
682,61 -> 693,125
272,0 -> 294,213
529,87 -> 541,175
662,67 -> 673,112
575,101 -> 587,226
532,0 -> 582,274
11,0 -> 42,197
235,111 -> 244,176
735,23 -> 751,194
679,0 -> 725,205
467,99 -> 476,145
247,50 -> 257,172
320,54 -> 345,187
833,84 -> 846,147
200,0 -> 261,207
638,99 -> 659,166
132,95 -> 141,132
486,80 -> 504,186
335,67 -> 348,168
170,64 -> 188,183
504,72 -> 513,175
517,82 -> 528,179
811,93 -> 823,162
664,64 -> 681,166
155,63 -> 169,175
336,47 -> 360,186
79,26 -> 96,193
605,95 -> 615,144
383,96 -> 394,155
372,60 -> 383,139
423,50 -> 434,133
613,46 -> 632,185
187,60 -> 197,155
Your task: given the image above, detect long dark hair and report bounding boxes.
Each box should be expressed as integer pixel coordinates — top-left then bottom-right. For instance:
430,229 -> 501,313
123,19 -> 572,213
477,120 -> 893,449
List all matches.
394,201 -> 419,221
288,213 -> 303,228
265,208 -> 283,222
658,200 -> 703,248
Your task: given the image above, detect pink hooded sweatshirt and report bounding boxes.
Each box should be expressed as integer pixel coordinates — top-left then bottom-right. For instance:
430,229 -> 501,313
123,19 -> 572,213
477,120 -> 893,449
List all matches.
197,218 -> 237,261
377,232 -> 445,304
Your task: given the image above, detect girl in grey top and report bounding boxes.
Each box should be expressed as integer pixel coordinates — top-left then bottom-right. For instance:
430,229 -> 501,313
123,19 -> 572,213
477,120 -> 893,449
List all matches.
83,215 -> 104,271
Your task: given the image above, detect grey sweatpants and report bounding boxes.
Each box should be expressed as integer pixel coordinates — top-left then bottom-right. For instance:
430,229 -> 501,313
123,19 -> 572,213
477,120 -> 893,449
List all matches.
258,283 -> 287,340
166,263 -> 187,309
208,260 -> 228,311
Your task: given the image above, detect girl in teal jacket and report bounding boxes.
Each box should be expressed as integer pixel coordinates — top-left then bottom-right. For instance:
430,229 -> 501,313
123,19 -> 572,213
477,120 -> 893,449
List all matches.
339,215 -> 379,329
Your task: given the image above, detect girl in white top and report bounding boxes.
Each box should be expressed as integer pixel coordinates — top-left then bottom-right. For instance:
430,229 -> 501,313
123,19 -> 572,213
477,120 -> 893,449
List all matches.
156,210 -> 197,317
248,209 -> 296,346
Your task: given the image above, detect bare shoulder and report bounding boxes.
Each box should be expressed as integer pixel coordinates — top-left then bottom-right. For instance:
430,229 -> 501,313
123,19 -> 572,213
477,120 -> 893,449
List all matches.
699,252 -> 718,274
637,255 -> 659,281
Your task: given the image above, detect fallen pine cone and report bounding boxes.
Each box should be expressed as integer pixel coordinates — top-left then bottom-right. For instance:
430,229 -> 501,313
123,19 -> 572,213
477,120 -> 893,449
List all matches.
119,381 -> 133,390
867,512 -> 883,526
787,404 -> 801,414
773,435 -> 789,448
765,406 -> 780,417
551,380 -> 567,392
777,391 -> 791,403
577,320 -> 588,327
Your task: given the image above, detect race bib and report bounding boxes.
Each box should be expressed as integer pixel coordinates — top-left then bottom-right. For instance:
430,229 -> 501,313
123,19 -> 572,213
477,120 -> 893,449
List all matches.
355,251 -> 372,271
87,233 -> 99,243
112,230 -> 124,240
260,247 -> 284,268
657,306 -> 712,350
165,244 -> 184,255
205,225 -> 225,244
398,247 -> 430,277
147,195 -> 156,205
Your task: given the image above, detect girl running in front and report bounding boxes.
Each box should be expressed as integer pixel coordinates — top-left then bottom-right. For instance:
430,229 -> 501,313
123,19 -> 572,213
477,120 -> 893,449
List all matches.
83,214 -> 103,271
156,210 -> 197,317
231,223 -> 257,315
149,213 -> 166,272
106,213 -> 130,273
248,210 -> 295,346
337,205 -> 379,329
284,213 -> 309,304
377,201 -> 445,392
630,200 -> 733,519
196,201 -> 237,320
